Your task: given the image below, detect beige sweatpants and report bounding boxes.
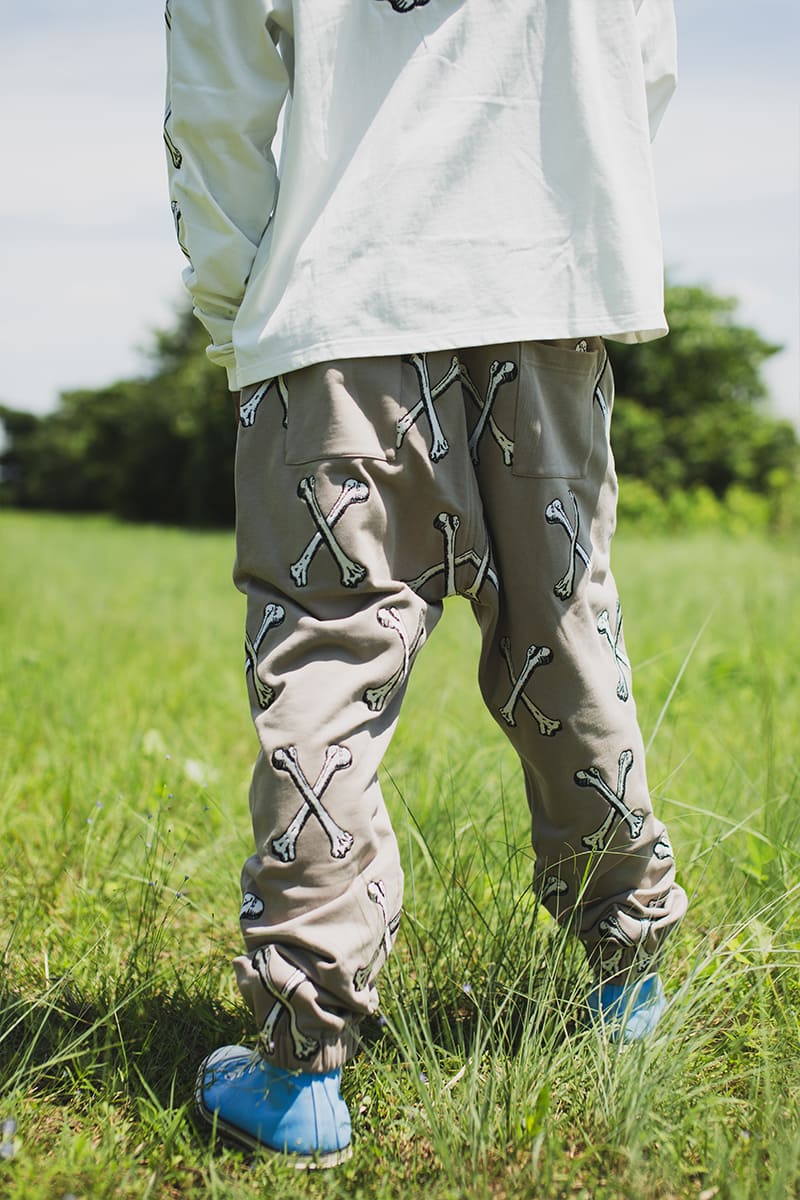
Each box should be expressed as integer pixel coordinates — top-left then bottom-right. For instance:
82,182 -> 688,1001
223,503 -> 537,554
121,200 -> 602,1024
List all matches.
232,339 -> 687,1072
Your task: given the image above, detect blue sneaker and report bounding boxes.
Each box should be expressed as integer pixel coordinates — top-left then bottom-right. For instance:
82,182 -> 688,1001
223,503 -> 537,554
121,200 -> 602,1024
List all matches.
195,1045 -> 352,1168
586,973 -> 667,1042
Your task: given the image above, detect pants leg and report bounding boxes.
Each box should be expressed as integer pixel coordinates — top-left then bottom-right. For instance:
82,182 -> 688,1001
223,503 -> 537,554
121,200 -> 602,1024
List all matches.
231,355 -> 483,1071
458,339 -> 688,981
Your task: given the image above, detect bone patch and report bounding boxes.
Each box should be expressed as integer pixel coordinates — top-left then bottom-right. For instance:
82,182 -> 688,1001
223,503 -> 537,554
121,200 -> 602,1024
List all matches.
270,744 -> 354,863
362,607 -> 425,712
461,358 -> 517,467
290,476 -> 369,589
499,636 -> 560,734
575,749 -> 644,851
597,600 -> 630,702
406,511 -> 499,600
545,489 -> 592,601
244,601 -> 286,710
396,353 -> 460,463
239,376 -> 289,429
240,892 -> 265,921
163,104 -> 182,169
253,945 -> 319,1062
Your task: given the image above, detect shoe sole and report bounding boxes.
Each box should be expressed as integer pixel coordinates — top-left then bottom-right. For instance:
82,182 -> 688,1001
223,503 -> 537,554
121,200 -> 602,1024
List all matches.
194,1078 -> 352,1170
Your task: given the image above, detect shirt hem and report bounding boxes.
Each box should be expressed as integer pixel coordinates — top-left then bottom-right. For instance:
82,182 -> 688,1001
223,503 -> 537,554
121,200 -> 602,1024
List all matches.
227,312 -> 668,390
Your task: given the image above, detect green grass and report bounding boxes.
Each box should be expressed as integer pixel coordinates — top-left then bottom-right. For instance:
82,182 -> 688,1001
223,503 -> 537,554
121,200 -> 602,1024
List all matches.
1,510 -> 798,1199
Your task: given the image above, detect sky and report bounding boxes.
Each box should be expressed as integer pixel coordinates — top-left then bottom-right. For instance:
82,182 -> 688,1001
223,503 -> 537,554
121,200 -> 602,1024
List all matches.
1,0 -> 798,426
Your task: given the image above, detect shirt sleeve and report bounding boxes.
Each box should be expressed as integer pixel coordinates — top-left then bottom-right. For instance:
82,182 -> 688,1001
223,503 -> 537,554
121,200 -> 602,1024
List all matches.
635,0 -> 678,140
164,0 -> 291,374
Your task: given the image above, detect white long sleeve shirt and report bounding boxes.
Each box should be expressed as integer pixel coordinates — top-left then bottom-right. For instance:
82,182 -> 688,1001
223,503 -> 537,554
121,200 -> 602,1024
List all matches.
165,0 -> 677,391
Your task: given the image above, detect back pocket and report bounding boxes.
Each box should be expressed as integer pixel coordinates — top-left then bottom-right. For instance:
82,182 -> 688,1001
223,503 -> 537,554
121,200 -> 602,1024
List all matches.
284,358 -> 401,466
512,340 -> 601,479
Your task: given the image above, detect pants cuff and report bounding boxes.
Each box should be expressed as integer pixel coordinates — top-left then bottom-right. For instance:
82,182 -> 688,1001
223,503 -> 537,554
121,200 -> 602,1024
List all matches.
258,1025 -> 361,1073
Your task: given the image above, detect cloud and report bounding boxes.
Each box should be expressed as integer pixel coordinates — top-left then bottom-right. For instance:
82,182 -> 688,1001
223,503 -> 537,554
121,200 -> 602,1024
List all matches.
2,3 -> 797,425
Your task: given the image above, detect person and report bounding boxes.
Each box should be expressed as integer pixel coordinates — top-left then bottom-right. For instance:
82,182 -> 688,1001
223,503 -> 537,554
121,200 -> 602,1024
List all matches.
165,0 -> 688,1168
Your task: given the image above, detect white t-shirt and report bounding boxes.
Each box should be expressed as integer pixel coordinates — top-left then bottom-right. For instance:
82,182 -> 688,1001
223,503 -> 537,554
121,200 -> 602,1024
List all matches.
165,0 -> 677,391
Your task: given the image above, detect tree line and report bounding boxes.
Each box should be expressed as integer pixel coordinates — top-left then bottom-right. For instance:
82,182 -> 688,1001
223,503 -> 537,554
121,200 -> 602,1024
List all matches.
1,284 -> 797,529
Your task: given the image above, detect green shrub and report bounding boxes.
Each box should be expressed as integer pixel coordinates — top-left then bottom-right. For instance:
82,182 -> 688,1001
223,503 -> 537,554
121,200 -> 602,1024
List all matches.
617,477 -> 790,536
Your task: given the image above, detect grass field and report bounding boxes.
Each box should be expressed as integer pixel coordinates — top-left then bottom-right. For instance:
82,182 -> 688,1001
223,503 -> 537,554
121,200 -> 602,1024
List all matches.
1,510 -> 798,1200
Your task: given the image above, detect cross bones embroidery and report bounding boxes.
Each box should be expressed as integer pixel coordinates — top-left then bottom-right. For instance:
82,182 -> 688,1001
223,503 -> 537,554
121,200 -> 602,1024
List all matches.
595,916 -> 634,978
575,748 -> 645,852
597,912 -> 638,948
253,945 -> 319,1062
363,606 -> 426,713
240,376 -> 289,429
163,103 -> 182,169
540,875 -> 568,902
460,359 -> 517,467
597,943 -> 626,977
594,380 -> 609,429
597,600 -> 631,702
545,489 -> 592,601
244,601 -> 286,709
396,353 -> 461,463
240,891 -> 264,921
653,832 -> 674,861
271,744 -> 354,863
290,476 -> 370,589
170,201 -> 189,259
407,511 -> 498,600
596,911 -> 656,978
352,880 -> 401,991
592,347 -> 610,429
498,636 -> 561,735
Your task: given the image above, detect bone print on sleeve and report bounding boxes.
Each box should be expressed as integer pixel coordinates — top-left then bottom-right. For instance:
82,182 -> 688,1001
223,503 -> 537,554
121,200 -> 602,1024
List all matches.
170,200 -> 190,260
244,601 -> 285,710
290,476 -> 370,589
374,0 -> 432,12
163,104 -> 182,170
270,744 -> 354,863
545,489 -> 592,602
